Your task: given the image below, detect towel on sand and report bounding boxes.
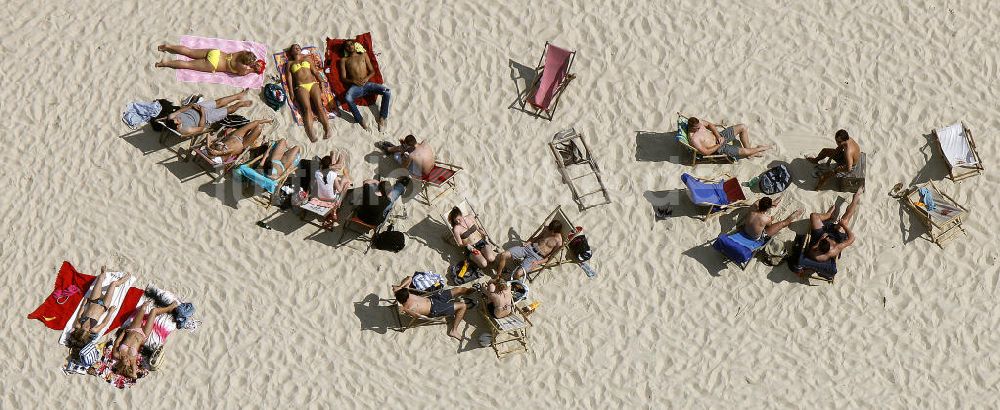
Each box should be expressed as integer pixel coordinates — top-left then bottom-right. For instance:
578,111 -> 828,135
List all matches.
273,46 -> 336,125
173,35 -> 267,89
324,32 -> 384,110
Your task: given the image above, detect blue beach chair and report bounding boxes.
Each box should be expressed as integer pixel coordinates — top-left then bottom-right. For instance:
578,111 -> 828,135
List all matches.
681,173 -> 749,220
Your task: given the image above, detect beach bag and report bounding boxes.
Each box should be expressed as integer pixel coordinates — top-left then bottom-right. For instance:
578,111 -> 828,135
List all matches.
262,82 -> 286,111
758,164 -> 792,195
449,260 -> 482,285
568,235 -> 592,262
372,225 -> 405,252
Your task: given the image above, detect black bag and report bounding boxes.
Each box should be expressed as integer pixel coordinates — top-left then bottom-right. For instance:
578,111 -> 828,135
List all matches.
218,114 -> 250,130
568,235 -> 593,262
372,225 -> 405,252
758,164 -> 792,195
448,261 -> 482,285
262,82 -> 287,111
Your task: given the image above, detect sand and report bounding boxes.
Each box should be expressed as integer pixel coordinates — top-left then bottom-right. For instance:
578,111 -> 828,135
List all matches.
2,0 -> 998,407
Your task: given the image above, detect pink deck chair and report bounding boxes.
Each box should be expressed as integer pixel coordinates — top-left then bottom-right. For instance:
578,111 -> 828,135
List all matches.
524,42 -> 577,120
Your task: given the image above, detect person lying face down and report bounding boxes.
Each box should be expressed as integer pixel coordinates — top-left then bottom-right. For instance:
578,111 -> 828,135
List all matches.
156,44 -> 260,76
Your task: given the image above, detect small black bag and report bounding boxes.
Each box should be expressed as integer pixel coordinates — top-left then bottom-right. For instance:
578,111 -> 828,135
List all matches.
568,235 -> 592,262
372,225 -> 405,252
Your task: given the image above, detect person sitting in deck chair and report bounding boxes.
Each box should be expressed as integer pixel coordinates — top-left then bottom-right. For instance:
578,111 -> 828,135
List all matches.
448,206 -> 497,269
686,117 -> 770,160
806,188 -> 863,262
807,129 -> 862,189
311,150 -> 352,225
375,135 -> 434,178
497,220 -> 565,280
162,89 -> 253,137
393,275 -> 474,341
352,177 -> 410,226
744,197 -> 802,240
234,138 -> 302,192
203,118 -> 272,158
478,276 -> 515,319
339,39 -> 391,131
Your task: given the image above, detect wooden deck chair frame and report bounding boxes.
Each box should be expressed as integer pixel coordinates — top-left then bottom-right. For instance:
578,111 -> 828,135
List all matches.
684,173 -> 751,220
902,181 -> 969,247
440,198 -> 501,254
299,168 -> 353,231
192,130 -> 272,182
795,233 -> 837,284
676,113 -> 740,167
522,41 -> 577,121
156,118 -> 214,161
525,206 -> 577,281
548,128 -> 611,211
480,302 -> 531,359
250,163 -> 298,210
419,161 -> 463,205
386,285 -> 449,332
932,123 -> 985,182
337,207 -> 387,254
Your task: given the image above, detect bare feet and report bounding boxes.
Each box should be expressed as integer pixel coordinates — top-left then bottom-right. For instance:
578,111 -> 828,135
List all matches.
448,328 -> 463,341
260,118 -> 274,125
235,100 -> 253,109
358,120 -> 369,131
376,117 -> 386,132
157,44 -> 167,52
238,88 -> 250,100
323,129 -> 333,140
853,186 -> 864,201
114,272 -> 133,285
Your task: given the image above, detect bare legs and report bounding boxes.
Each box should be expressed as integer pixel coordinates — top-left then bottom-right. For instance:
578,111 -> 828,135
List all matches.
469,246 -> 497,269
765,209 -> 803,237
309,86 -> 332,140
446,287 -> 473,340
268,140 -> 301,179
839,187 -> 863,229
155,44 -> 214,72
727,124 -> 771,158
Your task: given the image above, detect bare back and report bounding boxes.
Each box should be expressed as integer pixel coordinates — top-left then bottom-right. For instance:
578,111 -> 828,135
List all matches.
409,143 -> 435,175
744,211 -> 772,238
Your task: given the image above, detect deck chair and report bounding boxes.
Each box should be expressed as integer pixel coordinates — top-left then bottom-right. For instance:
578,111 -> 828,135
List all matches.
522,42 -> 577,120
902,181 -> 969,247
441,198 -> 501,252
419,161 -> 463,205
681,173 -> 749,220
676,114 -> 740,166
713,230 -> 769,270
524,206 -> 578,281
191,128 -> 271,182
933,123 -> 984,182
819,152 -> 866,192
481,302 -> 531,359
156,118 -> 213,161
337,206 -> 390,254
548,128 -> 611,210
793,233 -> 838,283
386,285 -> 449,332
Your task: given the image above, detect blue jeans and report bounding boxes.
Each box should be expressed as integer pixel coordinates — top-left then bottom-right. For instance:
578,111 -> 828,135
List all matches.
345,82 -> 391,123
382,181 -> 406,220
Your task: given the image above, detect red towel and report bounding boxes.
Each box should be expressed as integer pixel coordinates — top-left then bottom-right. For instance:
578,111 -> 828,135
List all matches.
28,261 -> 145,335
324,32 -> 385,110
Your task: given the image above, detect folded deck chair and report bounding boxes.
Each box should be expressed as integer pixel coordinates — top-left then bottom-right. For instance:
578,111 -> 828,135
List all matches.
933,123 -> 984,181
441,198 -> 500,252
713,231 -> 769,270
323,32 -> 385,111
386,285 -> 449,332
676,114 -> 741,166
681,173 -> 749,220
522,42 -> 576,120
273,46 -> 336,125
58,271 -> 137,346
523,206 -> 577,281
903,181 -> 969,247
793,233 -> 838,283
481,301 -> 531,359
548,128 -> 611,210
191,126 -> 273,182
419,161 -> 463,205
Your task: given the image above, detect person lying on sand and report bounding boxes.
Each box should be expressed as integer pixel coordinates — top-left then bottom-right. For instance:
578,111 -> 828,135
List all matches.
686,117 -> 770,160
807,129 -> 862,190
374,135 -> 434,178
203,118 -> 273,158
156,44 -> 260,76
743,196 -> 802,240
448,205 -> 497,269
284,43 -> 333,142
112,301 -> 178,379
338,39 -> 391,131
393,275 -> 474,341
163,89 -> 253,138
497,220 -> 565,280
66,268 -> 132,351
806,188 -> 863,262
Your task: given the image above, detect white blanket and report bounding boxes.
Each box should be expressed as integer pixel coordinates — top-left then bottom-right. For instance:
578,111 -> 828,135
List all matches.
936,123 -> 978,168
58,271 -> 137,346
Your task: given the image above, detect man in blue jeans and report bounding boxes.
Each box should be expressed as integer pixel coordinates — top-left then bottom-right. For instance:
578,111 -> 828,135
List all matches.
354,177 -> 410,226
338,40 -> 391,131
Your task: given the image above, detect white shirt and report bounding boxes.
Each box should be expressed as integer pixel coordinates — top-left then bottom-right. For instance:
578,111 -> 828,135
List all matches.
312,170 -> 339,200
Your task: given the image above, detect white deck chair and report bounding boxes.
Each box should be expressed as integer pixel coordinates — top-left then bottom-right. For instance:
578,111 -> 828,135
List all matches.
934,123 -> 984,181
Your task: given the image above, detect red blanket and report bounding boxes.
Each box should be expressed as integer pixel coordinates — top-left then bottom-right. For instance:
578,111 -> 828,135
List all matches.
324,32 -> 384,110
27,261 -> 144,335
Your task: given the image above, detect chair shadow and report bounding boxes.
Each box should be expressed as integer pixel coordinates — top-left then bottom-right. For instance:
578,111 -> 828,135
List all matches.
500,227 -> 525,250
406,216 -> 461,265
507,59 -> 538,117
785,158 -> 818,191
118,126 -> 166,156
909,133 -> 950,186
258,209 -> 308,236
764,263 -> 812,285
362,150 -> 408,179
353,293 -> 397,334
635,130 -> 687,164
896,196 -> 928,245
682,241 -> 728,277
643,189 -> 701,220
195,178 -> 244,209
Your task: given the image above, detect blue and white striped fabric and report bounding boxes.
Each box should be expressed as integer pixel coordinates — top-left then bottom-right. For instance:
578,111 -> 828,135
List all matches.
411,271 -> 444,291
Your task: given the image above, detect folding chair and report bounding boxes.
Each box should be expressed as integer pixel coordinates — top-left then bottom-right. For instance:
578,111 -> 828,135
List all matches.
156,118 -> 213,161
419,161 -> 462,205
481,302 -> 531,359
191,129 -> 271,182
713,231 -> 769,270
522,42 -> 577,120
794,233 -> 838,284
440,198 -> 501,252
548,128 -> 611,210
337,208 -> 385,254
676,113 -> 740,166
933,122 -> 984,182
902,181 -> 969,247
524,206 -> 578,281
385,285 -> 448,332
681,173 -> 750,220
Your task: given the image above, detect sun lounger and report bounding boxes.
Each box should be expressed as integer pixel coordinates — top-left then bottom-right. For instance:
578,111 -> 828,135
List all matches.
480,302 -> 531,359
681,173 -> 749,220
933,122 -> 984,182
419,161 -> 463,205
156,117 -> 214,161
323,32 -> 384,111
548,128 -> 611,210
524,206 -> 578,281
385,285 -> 449,332
273,46 -> 336,125
793,233 -> 838,283
59,271 -> 137,346
440,198 -> 500,252
676,114 -> 740,166
713,230 -> 769,270
902,181 -> 969,247
521,42 -> 576,120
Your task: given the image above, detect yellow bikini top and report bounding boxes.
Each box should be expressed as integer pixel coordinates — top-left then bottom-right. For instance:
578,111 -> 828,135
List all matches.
290,60 -> 311,73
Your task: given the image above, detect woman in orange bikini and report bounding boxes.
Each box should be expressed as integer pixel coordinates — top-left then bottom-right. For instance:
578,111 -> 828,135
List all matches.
155,44 -> 259,76
111,301 -> 178,379
284,43 -> 332,142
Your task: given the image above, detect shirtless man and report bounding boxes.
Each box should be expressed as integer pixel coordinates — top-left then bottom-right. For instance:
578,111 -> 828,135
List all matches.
338,40 -> 391,131
393,276 -> 474,340
203,118 -> 272,158
806,188 -> 863,262
497,220 -> 565,280
808,129 -> 862,189
686,117 -> 770,160
164,89 -> 253,137
744,196 -> 802,239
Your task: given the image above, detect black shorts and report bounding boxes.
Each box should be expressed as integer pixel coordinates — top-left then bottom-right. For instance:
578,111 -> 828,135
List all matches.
811,221 -> 847,245
428,289 -> 455,317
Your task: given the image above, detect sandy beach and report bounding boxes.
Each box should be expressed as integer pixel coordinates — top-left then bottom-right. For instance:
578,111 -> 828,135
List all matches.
2,0 -> 999,407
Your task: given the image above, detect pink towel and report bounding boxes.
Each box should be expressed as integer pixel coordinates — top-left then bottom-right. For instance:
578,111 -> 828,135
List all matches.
173,35 -> 267,89
530,44 -> 573,110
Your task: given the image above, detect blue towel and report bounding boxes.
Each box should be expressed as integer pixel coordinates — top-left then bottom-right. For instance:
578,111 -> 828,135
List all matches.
235,165 -> 277,193
122,100 -> 163,129
918,187 -> 936,211
713,232 -> 767,265
681,173 -> 728,206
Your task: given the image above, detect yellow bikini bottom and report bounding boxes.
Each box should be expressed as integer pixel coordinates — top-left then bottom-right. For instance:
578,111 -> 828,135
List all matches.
206,49 -> 222,72
298,82 -> 317,92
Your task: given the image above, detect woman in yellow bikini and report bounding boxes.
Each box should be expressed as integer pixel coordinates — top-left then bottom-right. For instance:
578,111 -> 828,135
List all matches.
283,44 -> 332,142
155,44 -> 258,76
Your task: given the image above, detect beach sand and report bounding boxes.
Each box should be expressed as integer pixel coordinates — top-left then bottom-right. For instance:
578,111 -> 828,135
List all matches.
1,0 -> 998,407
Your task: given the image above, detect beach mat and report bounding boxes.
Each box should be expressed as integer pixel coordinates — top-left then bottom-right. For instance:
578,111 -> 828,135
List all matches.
272,46 -> 336,125
324,32 -> 384,110
173,35 -> 267,89
58,270 -> 140,346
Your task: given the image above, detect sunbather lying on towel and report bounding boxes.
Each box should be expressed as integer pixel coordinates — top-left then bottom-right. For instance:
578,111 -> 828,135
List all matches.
163,89 -> 253,137
66,268 -> 132,351
112,301 -> 178,379
156,44 -> 261,76
339,40 -> 391,131
351,177 -> 410,226
203,118 -> 273,158
374,135 -> 434,178
744,196 -> 802,240
312,150 -> 352,226
497,220 -> 565,280
393,275 -> 474,341
806,188 -> 862,262
807,129 -> 862,189
686,117 -> 770,159
284,44 -> 333,142
448,206 -> 497,269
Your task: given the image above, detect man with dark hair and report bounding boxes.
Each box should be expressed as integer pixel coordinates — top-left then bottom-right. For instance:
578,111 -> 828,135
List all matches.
497,220 -> 565,279
744,196 -> 802,240
686,116 -> 771,160
806,188 -> 863,262
375,135 -> 435,178
393,275 -> 473,340
339,39 -> 391,131
808,129 -> 862,189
